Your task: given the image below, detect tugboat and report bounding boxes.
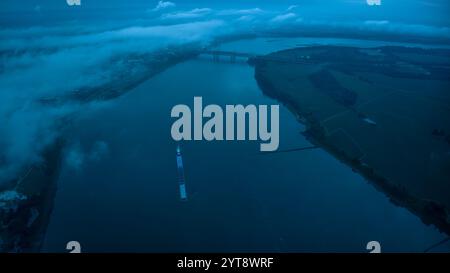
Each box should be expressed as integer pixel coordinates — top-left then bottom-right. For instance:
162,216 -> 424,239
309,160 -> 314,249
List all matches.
176,145 -> 188,201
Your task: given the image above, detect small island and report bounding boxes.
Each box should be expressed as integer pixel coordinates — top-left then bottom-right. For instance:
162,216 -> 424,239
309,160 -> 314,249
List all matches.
251,45 -> 450,235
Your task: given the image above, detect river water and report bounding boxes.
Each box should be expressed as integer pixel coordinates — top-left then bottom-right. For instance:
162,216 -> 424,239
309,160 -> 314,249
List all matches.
43,37 -> 449,252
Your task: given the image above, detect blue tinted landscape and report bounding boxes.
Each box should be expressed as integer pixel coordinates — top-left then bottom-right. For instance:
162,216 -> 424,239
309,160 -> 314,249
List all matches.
0,0 -> 449,252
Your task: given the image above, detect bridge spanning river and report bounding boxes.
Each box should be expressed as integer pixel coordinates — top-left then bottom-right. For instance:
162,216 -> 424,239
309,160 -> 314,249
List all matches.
201,50 -> 256,62
201,50 -> 313,64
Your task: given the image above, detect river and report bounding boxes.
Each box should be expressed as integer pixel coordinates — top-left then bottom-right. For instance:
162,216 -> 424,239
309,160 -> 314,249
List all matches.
42,37 -> 449,252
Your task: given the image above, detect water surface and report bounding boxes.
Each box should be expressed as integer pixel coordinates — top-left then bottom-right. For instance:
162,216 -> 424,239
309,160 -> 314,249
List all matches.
43,37 -> 449,252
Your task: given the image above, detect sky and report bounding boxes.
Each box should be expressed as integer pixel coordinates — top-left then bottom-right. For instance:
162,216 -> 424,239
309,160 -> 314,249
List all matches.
0,0 -> 449,184
0,1 -> 449,26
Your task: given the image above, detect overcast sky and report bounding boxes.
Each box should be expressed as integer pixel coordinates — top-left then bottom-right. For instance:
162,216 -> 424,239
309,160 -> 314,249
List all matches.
1,1 -> 449,26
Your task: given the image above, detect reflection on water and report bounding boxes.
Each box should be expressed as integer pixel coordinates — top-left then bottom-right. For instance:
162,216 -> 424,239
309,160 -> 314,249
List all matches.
43,38 -> 449,253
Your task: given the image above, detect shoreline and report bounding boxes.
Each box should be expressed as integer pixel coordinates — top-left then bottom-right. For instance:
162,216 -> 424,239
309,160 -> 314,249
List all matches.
2,36 -> 450,252
0,46 -> 201,252
0,139 -> 63,252
253,56 -> 450,236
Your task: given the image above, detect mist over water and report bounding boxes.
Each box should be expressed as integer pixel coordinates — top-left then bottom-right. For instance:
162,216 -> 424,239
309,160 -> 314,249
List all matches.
1,1 -> 449,252
43,38 -> 449,252
1,0 -> 450,184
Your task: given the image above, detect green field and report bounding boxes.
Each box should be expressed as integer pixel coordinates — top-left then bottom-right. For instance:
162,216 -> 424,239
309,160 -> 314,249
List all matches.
253,46 -> 450,234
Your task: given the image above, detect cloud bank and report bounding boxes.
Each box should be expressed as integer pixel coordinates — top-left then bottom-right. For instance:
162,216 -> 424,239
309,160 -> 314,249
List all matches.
152,1 -> 176,12
1,4 -> 449,185
65,141 -> 109,171
0,18 -> 227,184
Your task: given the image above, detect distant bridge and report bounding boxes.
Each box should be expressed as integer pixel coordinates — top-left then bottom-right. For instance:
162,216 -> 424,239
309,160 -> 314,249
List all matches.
201,50 -> 257,63
200,50 -> 313,64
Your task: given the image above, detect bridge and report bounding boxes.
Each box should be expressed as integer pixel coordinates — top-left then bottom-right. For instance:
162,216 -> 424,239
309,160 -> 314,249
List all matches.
201,50 -> 257,63
200,50 -> 313,65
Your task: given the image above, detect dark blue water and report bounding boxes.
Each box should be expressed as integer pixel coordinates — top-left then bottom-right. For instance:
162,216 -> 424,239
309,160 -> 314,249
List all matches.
42,38 -> 449,253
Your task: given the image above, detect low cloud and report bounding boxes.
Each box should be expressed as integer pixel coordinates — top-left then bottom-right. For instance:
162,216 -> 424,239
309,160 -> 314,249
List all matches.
294,19 -> 450,39
0,19 -> 227,185
271,13 -> 297,23
151,1 -> 176,12
65,142 -> 85,171
236,15 -> 256,22
217,8 -> 265,16
161,8 -> 212,20
89,141 -> 109,161
65,141 -> 109,171
360,20 -> 450,38
287,5 -> 298,12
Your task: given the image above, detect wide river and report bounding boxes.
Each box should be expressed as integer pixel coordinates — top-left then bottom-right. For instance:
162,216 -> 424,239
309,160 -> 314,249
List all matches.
43,37 -> 449,252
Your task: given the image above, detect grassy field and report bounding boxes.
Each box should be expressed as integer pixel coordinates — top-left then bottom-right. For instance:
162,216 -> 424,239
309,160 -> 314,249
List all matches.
253,45 -> 450,234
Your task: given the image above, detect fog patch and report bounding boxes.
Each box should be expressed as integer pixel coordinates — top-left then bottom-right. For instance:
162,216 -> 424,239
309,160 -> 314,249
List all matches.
0,19 -> 228,185
65,141 -> 109,172
151,1 -> 176,12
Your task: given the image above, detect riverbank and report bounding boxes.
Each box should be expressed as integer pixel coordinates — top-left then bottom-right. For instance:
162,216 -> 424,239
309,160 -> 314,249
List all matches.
0,139 -> 63,252
42,38 -> 448,252
253,45 -> 450,236
0,45 -> 201,252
